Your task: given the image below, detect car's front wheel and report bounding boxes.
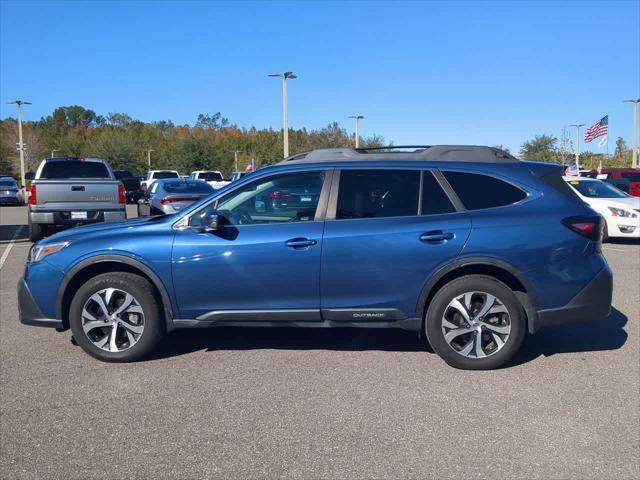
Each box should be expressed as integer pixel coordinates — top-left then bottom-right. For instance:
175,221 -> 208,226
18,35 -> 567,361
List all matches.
425,275 -> 526,370
69,272 -> 165,362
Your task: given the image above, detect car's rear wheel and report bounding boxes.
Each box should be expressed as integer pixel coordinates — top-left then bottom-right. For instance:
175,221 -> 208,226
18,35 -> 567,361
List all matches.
69,272 -> 165,362
425,275 -> 526,370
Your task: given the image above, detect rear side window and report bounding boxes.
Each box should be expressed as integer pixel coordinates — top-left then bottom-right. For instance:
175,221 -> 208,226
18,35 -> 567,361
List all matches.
422,171 -> 456,215
336,170 -> 420,219
621,172 -> 640,181
442,171 -> 526,210
39,161 -> 110,179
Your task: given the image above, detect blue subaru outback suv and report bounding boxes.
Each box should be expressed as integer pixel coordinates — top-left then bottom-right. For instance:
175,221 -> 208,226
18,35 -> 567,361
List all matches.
18,146 -> 613,369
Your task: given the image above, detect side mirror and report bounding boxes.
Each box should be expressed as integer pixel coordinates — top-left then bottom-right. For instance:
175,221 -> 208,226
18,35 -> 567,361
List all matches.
194,211 -> 219,232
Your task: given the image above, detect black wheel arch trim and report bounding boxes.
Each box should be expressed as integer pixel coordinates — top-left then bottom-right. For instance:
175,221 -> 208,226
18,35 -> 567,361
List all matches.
416,256 -> 539,334
56,254 -> 176,332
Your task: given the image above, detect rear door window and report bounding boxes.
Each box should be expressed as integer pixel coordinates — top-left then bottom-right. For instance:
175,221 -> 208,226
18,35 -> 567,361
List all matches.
421,171 -> 456,215
442,171 -> 526,210
336,170 -> 420,219
40,161 -> 110,179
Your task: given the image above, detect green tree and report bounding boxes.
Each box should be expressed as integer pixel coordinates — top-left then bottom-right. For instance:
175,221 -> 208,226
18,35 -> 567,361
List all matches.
519,134 -> 558,162
614,137 -> 629,156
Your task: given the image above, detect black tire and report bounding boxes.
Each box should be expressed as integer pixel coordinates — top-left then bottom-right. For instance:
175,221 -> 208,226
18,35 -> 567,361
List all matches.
69,272 -> 165,362
425,275 -> 526,370
28,219 -> 44,242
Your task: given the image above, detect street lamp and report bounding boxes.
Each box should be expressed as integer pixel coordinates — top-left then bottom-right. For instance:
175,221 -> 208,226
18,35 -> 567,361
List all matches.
50,149 -> 61,158
229,150 -> 240,171
570,124 -> 585,170
624,98 -> 640,168
348,115 -> 364,148
268,71 -> 297,158
7,100 -> 31,191
146,149 -> 154,167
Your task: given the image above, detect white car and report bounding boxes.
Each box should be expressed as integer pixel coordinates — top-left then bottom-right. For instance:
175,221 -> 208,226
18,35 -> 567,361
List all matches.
140,170 -> 180,191
189,170 -> 231,190
564,176 -> 640,240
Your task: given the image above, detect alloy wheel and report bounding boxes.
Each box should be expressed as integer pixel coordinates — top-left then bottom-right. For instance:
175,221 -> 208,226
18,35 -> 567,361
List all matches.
81,288 -> 145,352
441,291 -> 511,359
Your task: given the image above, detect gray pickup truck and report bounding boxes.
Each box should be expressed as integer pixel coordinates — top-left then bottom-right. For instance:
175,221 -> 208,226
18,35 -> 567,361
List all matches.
27,157 -> 126,242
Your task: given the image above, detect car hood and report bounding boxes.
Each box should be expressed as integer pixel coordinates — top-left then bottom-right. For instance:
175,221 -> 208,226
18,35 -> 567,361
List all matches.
41,216 -> 173,244
584,196 -> 640,211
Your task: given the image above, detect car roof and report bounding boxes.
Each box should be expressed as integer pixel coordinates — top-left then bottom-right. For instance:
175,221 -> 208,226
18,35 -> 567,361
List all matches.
44,157 -> 109,163
277,146 -> 519,165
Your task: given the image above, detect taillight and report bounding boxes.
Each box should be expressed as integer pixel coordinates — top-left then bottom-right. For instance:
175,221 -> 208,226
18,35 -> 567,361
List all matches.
562,216 -> 602,242
118,183 -> 126,204
160,196 -> 198,205
28,184 -> 37,205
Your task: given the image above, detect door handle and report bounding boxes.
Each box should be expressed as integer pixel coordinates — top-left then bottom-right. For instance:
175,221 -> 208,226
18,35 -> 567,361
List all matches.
285,237 -> 317,249
420,231 -> 455,243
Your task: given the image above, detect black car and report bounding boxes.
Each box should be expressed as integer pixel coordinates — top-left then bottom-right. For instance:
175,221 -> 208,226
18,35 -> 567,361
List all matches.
113,169 -> 143,203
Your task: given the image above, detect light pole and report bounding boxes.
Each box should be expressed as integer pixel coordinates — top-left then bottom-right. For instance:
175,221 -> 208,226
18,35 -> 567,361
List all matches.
624,99 -> 640,168
229,150 -> 240,171
570,124 -> 585,170
8,100 -> 31,191
348,115 -> 364,148
268,71 -> 297,158
146,149 -> 154,167
50,149 -> 60,158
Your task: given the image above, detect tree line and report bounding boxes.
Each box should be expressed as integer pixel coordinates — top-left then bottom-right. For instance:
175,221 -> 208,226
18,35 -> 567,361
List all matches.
0,105 -> 635,177
0,105 -> 385,177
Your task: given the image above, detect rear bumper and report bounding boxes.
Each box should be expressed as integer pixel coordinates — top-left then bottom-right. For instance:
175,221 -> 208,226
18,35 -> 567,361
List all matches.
17,277 -> 63,329
29,208 -> 126,225
534,266 -> 613,331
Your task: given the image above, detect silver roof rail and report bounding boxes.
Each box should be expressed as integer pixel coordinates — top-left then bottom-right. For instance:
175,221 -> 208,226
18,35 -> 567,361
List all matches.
279,145 -> 518,164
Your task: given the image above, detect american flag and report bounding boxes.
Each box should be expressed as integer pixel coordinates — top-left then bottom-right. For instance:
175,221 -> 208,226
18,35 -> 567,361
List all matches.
566,163 -> 579,176
584,115 -> 608,143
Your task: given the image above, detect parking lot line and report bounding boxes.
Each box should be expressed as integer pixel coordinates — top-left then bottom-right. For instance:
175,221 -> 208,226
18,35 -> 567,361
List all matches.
0,225 -> 24,270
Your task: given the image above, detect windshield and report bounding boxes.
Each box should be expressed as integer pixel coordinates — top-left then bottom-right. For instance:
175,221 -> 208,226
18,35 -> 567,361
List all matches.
40,161 -> 110,179
198,172 -> 223,181
164,181 -> 214,194
154,171 -> 179,179
0,180 -> 17,187
568,180 -> 628,198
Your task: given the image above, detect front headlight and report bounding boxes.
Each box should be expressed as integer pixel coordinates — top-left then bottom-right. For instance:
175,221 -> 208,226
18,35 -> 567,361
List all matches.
30,241 -> 69,262
608,207 -> 636,218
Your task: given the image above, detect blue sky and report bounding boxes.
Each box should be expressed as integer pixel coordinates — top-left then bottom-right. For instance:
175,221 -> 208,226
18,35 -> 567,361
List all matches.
1,0 -> 638,153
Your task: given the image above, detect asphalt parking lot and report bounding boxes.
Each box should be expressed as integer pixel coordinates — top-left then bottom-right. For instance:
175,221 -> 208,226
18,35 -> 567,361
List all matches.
0,205 -> 638,479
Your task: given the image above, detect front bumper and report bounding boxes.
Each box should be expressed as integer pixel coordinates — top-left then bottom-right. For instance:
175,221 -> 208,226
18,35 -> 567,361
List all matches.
0,195 -> 21,204
18,277 -> 63,329
534,266 -> 613,331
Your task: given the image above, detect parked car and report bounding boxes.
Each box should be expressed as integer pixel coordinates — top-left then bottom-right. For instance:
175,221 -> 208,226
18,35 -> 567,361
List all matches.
113,169 -> 143,204
564,176 -> 640,240
137,178 -> 214,217
586,168 -> 640,197
0,176 -> 24,205
19,146 -> 612,369
26,157 -> 126,242
140,170 -> 180,191
189,170 -> 231,190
